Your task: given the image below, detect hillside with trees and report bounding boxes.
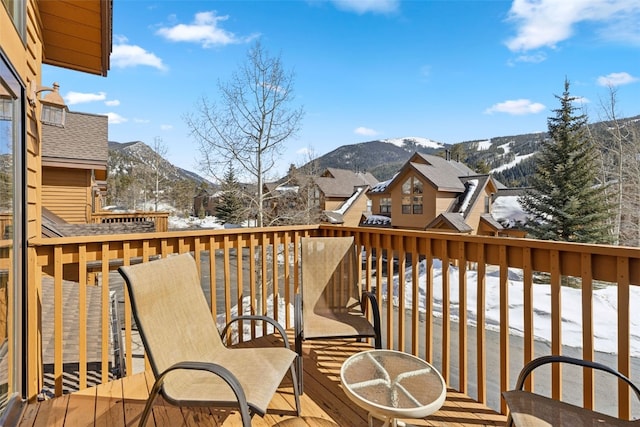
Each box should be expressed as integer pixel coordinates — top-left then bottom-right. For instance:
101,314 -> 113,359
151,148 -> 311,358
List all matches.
106,140 -> 212,215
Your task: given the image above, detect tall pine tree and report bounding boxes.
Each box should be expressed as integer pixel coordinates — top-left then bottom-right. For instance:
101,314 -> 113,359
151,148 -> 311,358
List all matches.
216,165 -> 245,225
519,79 -> 612,244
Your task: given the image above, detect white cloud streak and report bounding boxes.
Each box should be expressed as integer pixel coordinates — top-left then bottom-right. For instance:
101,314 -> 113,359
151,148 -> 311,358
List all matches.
597,72 -> 638,87
111,42 -> 167,70
156,11 -> 256,47
65,91 -> 106,105
484,99 -> 546,115
354,127 -> 379,136
505,0 -> 640,51
106,112 -> 127,124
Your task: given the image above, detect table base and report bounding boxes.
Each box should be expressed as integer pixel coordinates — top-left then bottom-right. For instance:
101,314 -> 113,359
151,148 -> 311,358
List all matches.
368,412 -> 409,427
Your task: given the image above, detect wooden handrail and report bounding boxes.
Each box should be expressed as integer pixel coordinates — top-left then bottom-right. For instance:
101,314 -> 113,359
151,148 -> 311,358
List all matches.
90,211 -> 170,232
23,224 -> 640,419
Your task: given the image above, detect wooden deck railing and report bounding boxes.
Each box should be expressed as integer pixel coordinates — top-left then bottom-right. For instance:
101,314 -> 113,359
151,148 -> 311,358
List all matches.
25,224 -> 640,419
90,211 -> 170,232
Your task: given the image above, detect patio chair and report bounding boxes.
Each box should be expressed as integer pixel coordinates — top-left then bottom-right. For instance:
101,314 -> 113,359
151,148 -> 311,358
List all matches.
503,355 -> 640,426
119,253 -> 300,427
294,236 -> 381,393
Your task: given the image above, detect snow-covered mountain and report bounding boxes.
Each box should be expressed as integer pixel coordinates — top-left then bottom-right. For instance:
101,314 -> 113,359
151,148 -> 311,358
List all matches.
308,113 -> 640,184
380,137 -> 444,150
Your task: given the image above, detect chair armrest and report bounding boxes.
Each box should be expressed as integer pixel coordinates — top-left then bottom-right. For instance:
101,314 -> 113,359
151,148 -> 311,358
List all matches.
361,290 -> 382,349
221,315 -> 292,350
514,355 -> 640,403
151,361 -> 251,422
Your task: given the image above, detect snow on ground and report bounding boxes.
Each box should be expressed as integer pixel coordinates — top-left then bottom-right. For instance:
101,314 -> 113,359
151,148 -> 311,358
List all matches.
169,215 -> 224,229
384,259 -> 640,357
498,142 -> 512,155
382,137 -> 444,150
476,139 -> 492,150
491,152 -> 535,173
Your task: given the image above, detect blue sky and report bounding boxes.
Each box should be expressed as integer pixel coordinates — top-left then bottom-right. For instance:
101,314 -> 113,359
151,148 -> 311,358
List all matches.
43,0 -> 640,179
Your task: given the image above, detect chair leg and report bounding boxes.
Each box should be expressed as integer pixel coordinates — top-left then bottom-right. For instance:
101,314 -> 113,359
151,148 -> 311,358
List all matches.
296,354 -> 304,395
290,363 -> 301,416
139,380 -> 163,427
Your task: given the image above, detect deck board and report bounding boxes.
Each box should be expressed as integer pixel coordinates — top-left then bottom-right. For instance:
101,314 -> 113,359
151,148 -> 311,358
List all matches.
19,335 -> 506,427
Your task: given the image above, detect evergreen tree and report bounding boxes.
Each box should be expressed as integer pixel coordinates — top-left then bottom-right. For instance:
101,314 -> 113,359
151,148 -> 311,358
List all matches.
216,165 -> 245,225
519,79 -> 612,243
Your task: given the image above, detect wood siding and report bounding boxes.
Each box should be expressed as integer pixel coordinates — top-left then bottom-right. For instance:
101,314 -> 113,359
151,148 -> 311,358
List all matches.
27,0 -> 44,240
42,167 -> 91,223
463,186 -> 492,232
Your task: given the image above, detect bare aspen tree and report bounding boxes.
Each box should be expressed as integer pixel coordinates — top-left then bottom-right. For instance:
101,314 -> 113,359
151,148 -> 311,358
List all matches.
262,147 -> 323,226
152,136 -> 168,212
185,41 -> 304,227
593,86 -> 640,246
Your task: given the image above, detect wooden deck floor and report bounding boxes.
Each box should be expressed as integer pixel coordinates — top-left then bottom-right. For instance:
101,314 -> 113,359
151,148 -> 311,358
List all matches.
18,335 -> 507,426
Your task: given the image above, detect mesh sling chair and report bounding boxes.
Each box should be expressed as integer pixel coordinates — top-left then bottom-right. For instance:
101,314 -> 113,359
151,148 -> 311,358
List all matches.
294,236 -> 381,393
119,253 -> 301,427
503,355 -> 640,426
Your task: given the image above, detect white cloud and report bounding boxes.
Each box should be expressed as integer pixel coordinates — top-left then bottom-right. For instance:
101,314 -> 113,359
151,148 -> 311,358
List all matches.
296,147 -> 312,156
160,124 -> 173,131
597,72 -> 638,87
64,91 -> 106,105
354,127 -> 379,136
111,43 -> 167,70
505,0 -> 640,52
106,112 -> 127,124
484,99 -> 546,115
133,118 -> 150,124
156,11 -> 256,47
331,0 -> 399,14
105,100 -> 120,107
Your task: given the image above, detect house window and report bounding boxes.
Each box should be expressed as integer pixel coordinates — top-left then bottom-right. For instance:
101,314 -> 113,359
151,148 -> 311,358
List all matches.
0,56 -> 23,417
1,0 -> 25,39
401,177 -> 423,214
312,187 -> 320,208
380,197 -> 391,214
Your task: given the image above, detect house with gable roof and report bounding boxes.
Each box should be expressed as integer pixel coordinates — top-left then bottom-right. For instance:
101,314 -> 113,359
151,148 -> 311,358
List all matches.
364,152 -> 506,235
264,167 -> 378,227
41,111 -> 108,224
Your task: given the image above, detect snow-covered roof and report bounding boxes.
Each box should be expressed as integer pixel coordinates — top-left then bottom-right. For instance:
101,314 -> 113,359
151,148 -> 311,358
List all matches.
458,179 -> 478,214
361,215 -> 392,227
333,186 -> 365,215
369,173 -> 398,194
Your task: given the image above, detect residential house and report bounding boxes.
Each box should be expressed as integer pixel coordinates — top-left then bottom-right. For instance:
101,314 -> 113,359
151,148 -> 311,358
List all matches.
193,187 -> 221,217
365,152 -> 505,235
0,0 -> 112,417
265,167 -> 378,227
42,111 -> 108,224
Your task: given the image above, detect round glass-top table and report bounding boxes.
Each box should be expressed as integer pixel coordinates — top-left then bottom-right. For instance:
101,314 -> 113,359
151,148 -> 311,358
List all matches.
340,350 -> 446,427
